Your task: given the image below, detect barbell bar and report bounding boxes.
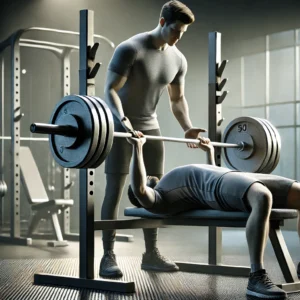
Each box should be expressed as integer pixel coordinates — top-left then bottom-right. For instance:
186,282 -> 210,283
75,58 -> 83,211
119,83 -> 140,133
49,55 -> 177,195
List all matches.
0,136 -> 49,141
30,124 -> 244,149
29,94 -> 281,172
114,132 -> 243,149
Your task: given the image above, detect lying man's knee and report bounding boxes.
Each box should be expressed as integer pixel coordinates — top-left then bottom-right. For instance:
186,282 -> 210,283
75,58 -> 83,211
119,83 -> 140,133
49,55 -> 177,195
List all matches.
287,182 -> 300,210
246,183 -> 273,212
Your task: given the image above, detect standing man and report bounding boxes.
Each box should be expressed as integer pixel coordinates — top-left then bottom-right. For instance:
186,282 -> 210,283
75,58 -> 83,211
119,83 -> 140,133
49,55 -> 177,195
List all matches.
100,0 -> 205,277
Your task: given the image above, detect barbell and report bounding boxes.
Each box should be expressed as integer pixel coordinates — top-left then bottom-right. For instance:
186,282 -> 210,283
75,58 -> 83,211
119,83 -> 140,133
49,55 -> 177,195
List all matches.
29,95 -> 281,173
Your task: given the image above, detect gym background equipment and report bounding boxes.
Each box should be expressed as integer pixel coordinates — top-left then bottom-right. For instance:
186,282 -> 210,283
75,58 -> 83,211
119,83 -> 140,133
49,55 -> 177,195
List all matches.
0,23 -> 121,245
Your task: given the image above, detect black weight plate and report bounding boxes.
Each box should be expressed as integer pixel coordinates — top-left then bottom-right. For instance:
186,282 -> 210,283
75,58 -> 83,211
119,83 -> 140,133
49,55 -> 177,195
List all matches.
49,95 -> 99,168
83,95 -> 107,168
75,95 -> 100,168
90,96 -> 114,168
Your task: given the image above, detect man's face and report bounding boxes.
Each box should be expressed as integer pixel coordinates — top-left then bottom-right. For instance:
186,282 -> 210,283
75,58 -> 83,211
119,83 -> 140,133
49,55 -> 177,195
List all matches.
161,19 -> 189,46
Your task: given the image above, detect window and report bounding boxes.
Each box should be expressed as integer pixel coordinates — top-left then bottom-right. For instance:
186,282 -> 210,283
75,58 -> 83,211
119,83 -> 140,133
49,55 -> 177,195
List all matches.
224,29 -> 300,179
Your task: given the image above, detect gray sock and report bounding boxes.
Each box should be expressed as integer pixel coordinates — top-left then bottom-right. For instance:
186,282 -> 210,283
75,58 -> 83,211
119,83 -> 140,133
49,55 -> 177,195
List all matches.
251,263 -> 264,273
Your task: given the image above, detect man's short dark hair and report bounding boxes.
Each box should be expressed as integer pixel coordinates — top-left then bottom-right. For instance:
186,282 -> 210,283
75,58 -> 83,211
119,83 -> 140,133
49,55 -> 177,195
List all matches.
128,176 -> 160,207
160,1 -> 195,25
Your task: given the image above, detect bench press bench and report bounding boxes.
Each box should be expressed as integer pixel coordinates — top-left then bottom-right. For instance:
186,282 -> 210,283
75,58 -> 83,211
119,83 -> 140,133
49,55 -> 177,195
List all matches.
123,207 -> 300,293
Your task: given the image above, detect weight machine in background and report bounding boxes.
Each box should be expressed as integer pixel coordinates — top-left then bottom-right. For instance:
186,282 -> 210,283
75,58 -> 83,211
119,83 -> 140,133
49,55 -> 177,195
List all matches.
0,25 -> 121,245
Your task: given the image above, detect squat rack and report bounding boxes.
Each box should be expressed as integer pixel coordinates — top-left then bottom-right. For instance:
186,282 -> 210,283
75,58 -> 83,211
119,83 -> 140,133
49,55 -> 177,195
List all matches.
0,23 -> 114,245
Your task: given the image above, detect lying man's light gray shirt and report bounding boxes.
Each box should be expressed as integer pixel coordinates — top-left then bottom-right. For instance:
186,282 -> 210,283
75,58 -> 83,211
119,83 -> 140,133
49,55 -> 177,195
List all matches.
150,164 -> 235,214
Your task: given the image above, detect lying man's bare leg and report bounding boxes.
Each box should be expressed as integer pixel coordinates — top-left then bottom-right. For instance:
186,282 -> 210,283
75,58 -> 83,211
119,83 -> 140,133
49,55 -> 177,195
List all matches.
287,182 -> 300,278
244,182 -> 287,299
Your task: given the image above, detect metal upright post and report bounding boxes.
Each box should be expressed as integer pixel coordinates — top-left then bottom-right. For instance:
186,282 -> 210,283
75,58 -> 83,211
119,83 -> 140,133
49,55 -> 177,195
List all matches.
61,48 -> 78,240
9,33 -> 31,245
11,35 -> 21,239
0,56 -> 4,226
79,9 -> 95,279
208,32 -> 225,265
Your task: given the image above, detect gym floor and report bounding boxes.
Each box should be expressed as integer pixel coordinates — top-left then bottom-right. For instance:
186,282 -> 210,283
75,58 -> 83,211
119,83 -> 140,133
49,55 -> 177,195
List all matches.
0,227 -> 300,299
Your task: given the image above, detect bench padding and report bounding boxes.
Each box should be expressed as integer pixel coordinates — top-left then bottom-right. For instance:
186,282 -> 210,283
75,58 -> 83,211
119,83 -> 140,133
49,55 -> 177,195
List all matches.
32,199 -> 74,211
124,207 -> 298,220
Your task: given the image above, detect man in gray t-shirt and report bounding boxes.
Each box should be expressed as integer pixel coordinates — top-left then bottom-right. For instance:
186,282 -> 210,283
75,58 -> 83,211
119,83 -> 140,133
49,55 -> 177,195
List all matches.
126,135 -> 299,299
100,1 -> 206,278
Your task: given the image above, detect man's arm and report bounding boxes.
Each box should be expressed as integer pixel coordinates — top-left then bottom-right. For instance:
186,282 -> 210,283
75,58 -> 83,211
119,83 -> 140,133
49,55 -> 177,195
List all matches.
105,70 -> 141,135
167,83 -> 193,131
128,137 -> 156,208
104,70 -> 127,121
104,42 -> 138,131
168,54 -> 192,131
167,83 -> 207,148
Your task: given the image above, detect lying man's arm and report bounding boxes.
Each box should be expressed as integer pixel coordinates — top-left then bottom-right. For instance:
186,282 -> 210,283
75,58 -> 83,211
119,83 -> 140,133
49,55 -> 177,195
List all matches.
205,143 -> 216,166
127,136 -> 156,208
197,137 -> 216,166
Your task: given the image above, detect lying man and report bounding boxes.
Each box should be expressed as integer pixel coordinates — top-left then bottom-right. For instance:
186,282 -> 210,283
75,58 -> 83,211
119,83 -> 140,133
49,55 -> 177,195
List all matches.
126,132 -> 300,299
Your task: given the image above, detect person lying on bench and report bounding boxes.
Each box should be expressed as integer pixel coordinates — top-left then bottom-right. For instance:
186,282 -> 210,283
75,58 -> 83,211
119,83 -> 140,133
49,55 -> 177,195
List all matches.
126,133 -> 300,299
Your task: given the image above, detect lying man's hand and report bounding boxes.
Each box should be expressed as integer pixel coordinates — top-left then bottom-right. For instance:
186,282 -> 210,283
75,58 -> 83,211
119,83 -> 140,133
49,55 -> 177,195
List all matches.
184,127 -> 207,148
126,134 -> 146,146
197,136 -> 215,165
120,116 -> 142,138
197,136 -> 214,152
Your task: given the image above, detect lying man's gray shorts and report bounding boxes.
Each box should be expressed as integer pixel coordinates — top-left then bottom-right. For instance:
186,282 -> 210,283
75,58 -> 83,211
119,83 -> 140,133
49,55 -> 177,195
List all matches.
150,171 -> 296,215
105,121 -> 164,175
216,172 -> 296,212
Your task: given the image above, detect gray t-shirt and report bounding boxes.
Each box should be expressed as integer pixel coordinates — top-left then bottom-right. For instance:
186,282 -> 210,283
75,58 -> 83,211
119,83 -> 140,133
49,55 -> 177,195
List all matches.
149,164 -> 235,214
108,32 -> 187,130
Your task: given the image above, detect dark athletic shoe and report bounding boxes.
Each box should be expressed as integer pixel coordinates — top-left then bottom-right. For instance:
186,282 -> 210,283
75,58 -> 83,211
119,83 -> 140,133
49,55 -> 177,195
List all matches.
246,269 -> 287,299
99,251 -> 123,278
297,262 -> 300,278
141,247 -> 179,272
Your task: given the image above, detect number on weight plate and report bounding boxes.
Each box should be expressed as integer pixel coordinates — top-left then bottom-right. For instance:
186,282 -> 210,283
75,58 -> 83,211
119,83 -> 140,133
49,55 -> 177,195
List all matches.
238,124 -> 247,132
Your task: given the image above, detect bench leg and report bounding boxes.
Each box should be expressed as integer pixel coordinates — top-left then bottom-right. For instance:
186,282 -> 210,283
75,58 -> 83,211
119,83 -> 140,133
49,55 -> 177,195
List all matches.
177,226 -> 250,277
176,262 -> 250,276
209,226 -> 222,264
116,234 -> 134,242
269,225 -> 298,283
60,207 -> 80,241
27,212 -> 42,235
49,212 -> 68,247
